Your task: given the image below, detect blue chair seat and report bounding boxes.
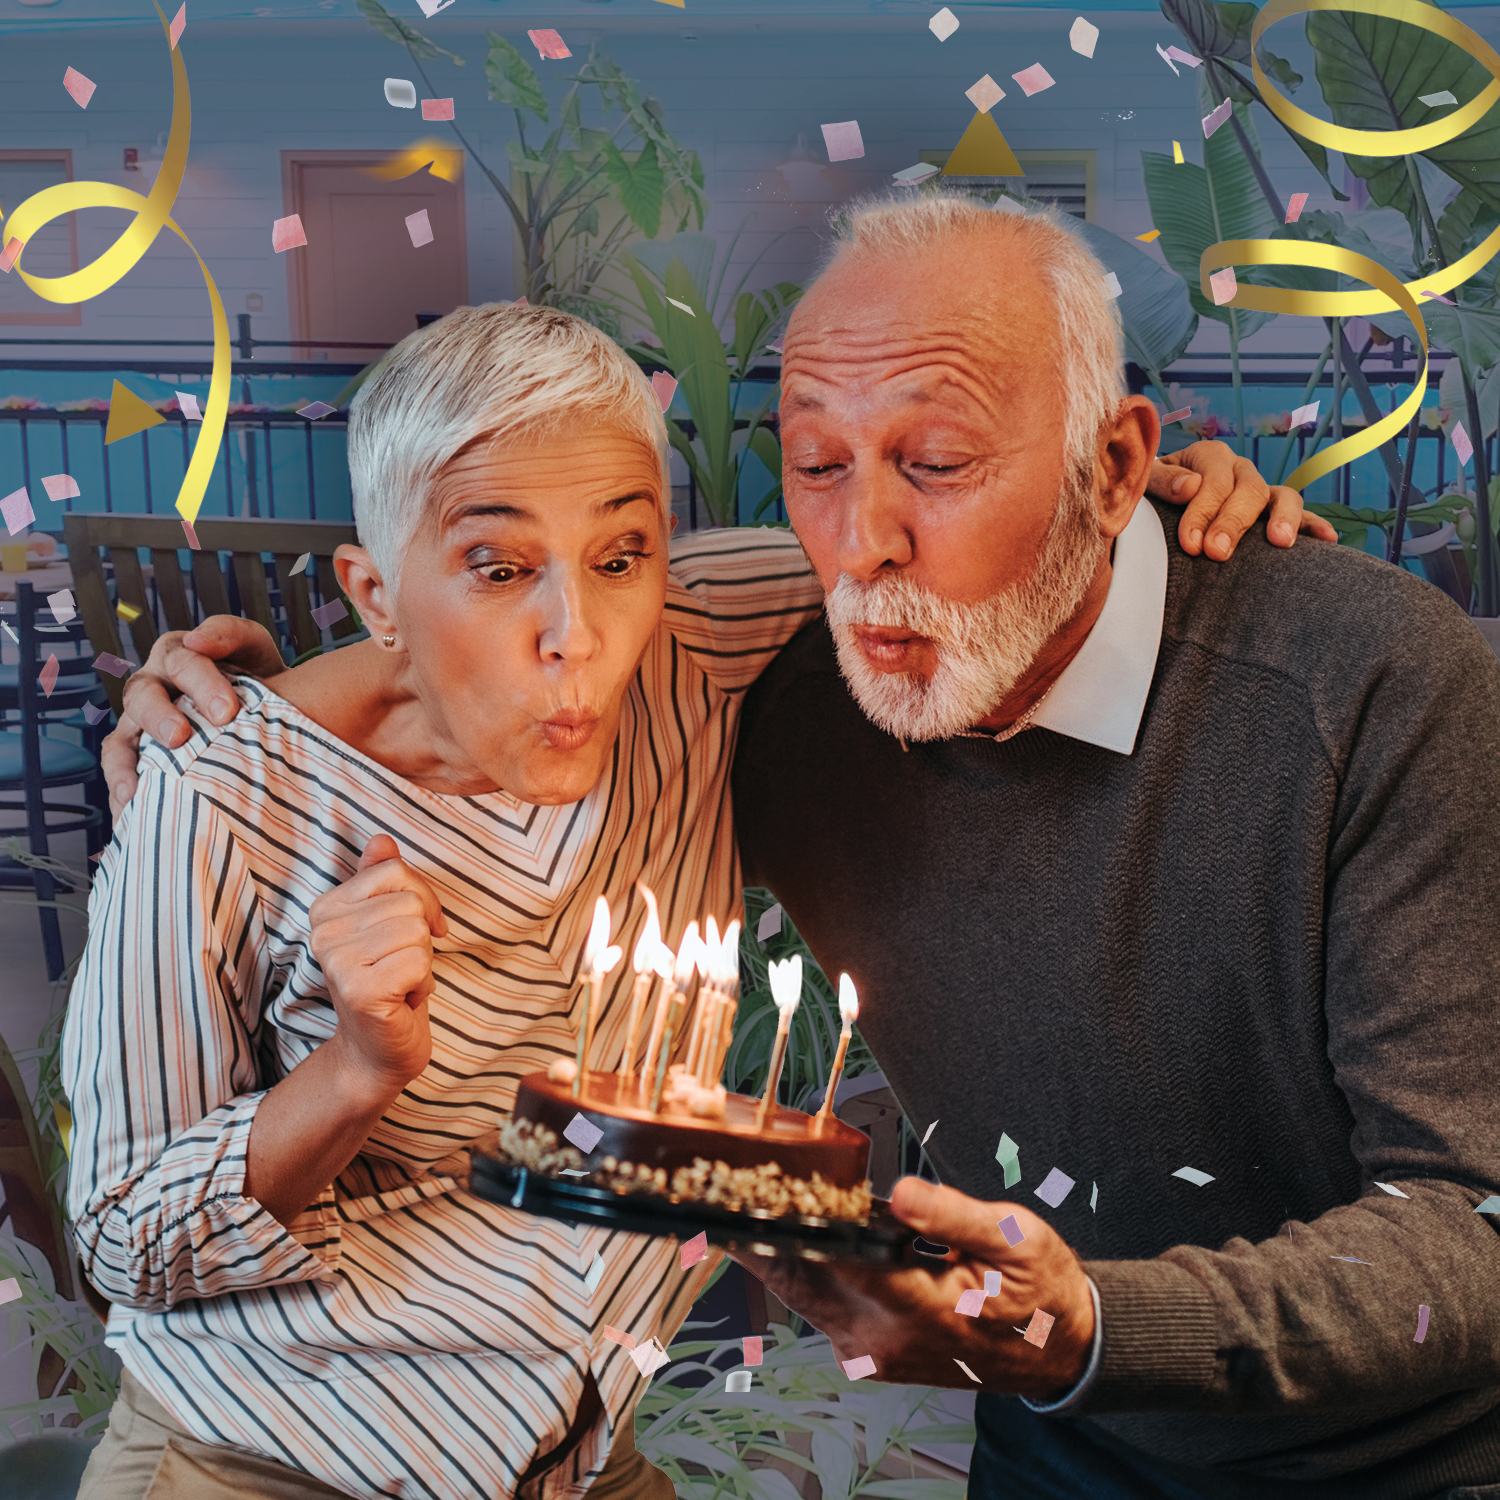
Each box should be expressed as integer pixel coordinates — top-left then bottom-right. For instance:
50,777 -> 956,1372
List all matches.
0,730 -> 99,784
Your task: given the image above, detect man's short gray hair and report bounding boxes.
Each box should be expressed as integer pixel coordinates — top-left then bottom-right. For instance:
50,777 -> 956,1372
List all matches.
828,193 -> 1126,487
347,302 -> 669,597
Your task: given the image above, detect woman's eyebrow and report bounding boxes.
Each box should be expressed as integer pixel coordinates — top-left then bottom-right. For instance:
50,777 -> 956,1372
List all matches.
445,492 -> 657,527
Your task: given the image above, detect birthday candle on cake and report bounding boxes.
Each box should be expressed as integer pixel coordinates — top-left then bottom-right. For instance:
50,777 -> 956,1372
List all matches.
650,996 -> 684,1113
706,919 -> 741,1084
619,885 -> 671,1079
575,897 -> 622,1097
815,974 -> 859,1124
642,921 -> 699,1093
757,955 -> 802,1131
685,916 -> 721,1081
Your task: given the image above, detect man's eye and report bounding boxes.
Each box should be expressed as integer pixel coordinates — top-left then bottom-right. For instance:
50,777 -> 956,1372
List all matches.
796,463 -> 841,477
479,562 -> 526,585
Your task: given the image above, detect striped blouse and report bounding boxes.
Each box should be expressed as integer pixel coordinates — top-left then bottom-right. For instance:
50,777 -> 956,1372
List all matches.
61,527 -> 823,1500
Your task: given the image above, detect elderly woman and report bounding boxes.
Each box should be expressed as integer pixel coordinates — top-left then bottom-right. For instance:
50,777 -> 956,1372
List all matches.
72,297 -> 1319,1500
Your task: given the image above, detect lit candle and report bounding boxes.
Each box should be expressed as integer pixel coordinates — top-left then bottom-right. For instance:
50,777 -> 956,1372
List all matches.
684,917 -> 721,1082
756,954 -> 802,1131
574,896 -> 622,1098
704,919 -> 741,1086
815,974 -> 859,1124
618,885 -> 671,1079
641,921 -> 699,1093
649,996 -> 685,1113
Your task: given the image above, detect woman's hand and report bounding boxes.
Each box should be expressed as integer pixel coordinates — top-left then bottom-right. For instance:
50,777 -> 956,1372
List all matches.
1147,440 -> 1338,559
310,836 -> 449,1098
102,616 -> 285,817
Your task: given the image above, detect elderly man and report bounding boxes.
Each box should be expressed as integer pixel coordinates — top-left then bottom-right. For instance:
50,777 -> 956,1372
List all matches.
729,195 -> 1500,1499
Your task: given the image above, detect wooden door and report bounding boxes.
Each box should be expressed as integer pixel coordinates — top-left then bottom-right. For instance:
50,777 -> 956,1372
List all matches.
282,151 -> 467,356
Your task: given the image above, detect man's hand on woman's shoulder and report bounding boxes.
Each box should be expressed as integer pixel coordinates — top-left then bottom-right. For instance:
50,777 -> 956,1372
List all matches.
102,616 -> 285,817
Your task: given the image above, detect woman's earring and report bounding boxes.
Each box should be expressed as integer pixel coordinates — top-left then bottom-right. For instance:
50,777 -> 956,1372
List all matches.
381,634 -> 397,649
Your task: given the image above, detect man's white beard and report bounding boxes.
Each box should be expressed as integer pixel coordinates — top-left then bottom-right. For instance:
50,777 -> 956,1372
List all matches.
824,478 -> 1109,743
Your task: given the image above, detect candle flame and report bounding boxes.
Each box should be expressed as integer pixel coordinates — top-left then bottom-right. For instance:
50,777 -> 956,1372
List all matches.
838,972 -> 859,1025
698,916 -> 719,978
768,954 -> 803,1014
633,885 -> 662,974
598,944 -> 624,974
651,941 -> 675,980
673,921 -> 701,984
718,920 -> 741,984
583,895 -> 612,972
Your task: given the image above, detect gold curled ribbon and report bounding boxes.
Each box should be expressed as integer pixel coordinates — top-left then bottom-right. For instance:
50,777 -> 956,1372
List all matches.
0,3 -> 227,524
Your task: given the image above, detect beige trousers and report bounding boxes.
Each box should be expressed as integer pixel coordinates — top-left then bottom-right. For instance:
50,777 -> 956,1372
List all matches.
78,1370 -> 676,1500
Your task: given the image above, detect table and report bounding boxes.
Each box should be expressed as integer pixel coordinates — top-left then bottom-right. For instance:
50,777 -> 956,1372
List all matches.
0,562 -> 75,601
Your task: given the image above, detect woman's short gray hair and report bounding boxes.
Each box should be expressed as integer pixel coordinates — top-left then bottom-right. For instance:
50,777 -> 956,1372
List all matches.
347,302 -> 669,596
827,193 -> 1125,489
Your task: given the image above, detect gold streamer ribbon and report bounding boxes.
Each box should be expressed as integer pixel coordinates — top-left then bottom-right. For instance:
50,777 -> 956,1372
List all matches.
0,3 -> 227,524
1199,0 -> 1500,492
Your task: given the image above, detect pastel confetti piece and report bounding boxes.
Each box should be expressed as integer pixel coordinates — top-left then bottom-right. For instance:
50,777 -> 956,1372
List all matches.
1419,90 -> 1457,107
921,1119 -> 937,1147
1415,1305 -> 1430,1343
39,655 -> 60,698
1331,1256 -> 1371,1264
385,78 -> 417,109
584,1252 -> 605,1294
954,1359 -> 981,1382
1420,290 -> 1455,304
416,0 -> 456,15
41,474 -> 79,502
83,703 -> 109,726
929,7 -> 959,40
995,1132 -> 1021,1189
2,488 -> 35,534
1166,45 -> 1202,66
1452,421 -> 1474,468
631,1338 -> 670,1377
743,1336 -> 763,1365
182,520 -> 200,550
422,98 -> 455,121
563,1112 -> 603,1154
298,401 -> 336,420
983,1269 -> 1003,1297
955,1288 -> 987,1317
272,215 -> 307,253
94,654 -> 132,677
47,589 -> 76,625
726,1370 -> 753,1391
176,392 -> 202,421
822,121 -> 865,162
1209,267 -> 1238,305
602,1325 -> 636,1349
0,239 -> 22,274
0,1278 -> 19,1305
528,29 -> 572,60
1090,1181 -> 1098,1212
1012,63 -> 1055,96
966,74 -> 1006,113
1034,1167 -> 1075,1208
406,209 -> 434,248
1473,1195 -> 1500,1214
169,3 -> 186,49
1102,271 -> 1122,299
1070,17 -> 1098,57
1023,1309 -> 1055,1348
894,163 -> 941,184
650,371 -> 678,412
680,1231 -> 708,1270
1202,98 -> 1233,138
1157,44 -> 1180,77
666,297 -> 696,316
63,67 -> 96,108
997,1213 -> 1026,1247
559,1168 -> 589,1176
293,553 -> 312,575
841,1355 -> 877,1380
1374,1182 -> 1410,1198
1291,401 -> 1319,428
1172,140 -> 1184,165
1172,1166 -> 1215,1186
1285,192 -> 1309,222
310,599 -> 347,630
1137,229 -> 1161,241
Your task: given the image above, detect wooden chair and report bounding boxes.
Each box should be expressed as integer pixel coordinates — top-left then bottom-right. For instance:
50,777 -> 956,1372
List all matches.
62,514 -> 360,714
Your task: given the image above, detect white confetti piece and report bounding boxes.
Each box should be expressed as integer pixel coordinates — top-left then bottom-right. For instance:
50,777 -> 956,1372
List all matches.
666,297 -> 696,316
966,74 -> 1006,112
929,7 -> 959,40
1418,90 -> 1457,107
175,391 -> 201,421
1090,1181 -> 1098,1212
894,163 -> 941,184
822,121 -> 865,162
47,589 -> 76,625
1172,1166 -> 1215,1187
406,209 -> 434,248
1034,1167 -> 1075,1208
563,1113 -> 603,1154
1202,98 -> 1233,138
385,77 -> 417,109
757,904 -> 783,942
955,1358 -> 981,1382
292,553 -> 312,576
631,1338 -> 670,1377
2,488 -> 34,535
983,1269 -> 1002,1297
1102,271 -> 1122,299
1452,421 -> 1474,468
0,1278 -> 19,1305
298,401 -> 335,420
41,474 -> 79,502
1166,45 -> 1202,66
842,1354 -> 876,1380
1291,401 -> 1320,428
921,1119 -> 938,1147
726,1370 -> 753,1391
1373,1182 -> 1410,1198
1069,16 -> 1098,57
1157,43 -> 1180,77
584,1252 -> 605,1294
310,599 -> 346,630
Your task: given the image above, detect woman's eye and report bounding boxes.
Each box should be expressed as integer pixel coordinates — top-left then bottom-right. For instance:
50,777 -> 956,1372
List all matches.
598,550 -> 646,576
479,562 -> 525,585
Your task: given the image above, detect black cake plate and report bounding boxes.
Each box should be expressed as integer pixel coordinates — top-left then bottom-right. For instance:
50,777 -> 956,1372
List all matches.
470,1153 -> 945,1266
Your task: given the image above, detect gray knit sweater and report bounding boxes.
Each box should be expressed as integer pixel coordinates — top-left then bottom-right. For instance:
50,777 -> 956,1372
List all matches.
732,505 -> 1500,1497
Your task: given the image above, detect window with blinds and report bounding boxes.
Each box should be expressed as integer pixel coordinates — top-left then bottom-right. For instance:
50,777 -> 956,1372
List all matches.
0,152 -> 81,326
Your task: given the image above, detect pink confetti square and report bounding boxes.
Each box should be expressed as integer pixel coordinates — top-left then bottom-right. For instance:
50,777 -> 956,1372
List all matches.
821,120 -> 865,162
966,74 -> 1005,112
63,67 -> 96,109
0,238 -> 22,274
1415,1304 -> 1430,1343
48,589 -> 76,625
1161,407 -> 1192,424
39,655 -> 60,698
841,1354 -> 876,1380
631,1338 -> 670,1377
1453,420 -> 1474,468
422,98 -> 455,121
1209,267 -> 1238,305
1011,63 -> 1055,97
1023,1308 -> 1055,1348
563,1112 -> 603,1154
680,1231 -> 708,1270
169,3 -> 186,50
1420,289 -> 1455,305
181,520 -> 200,550
311,599 -> 347,630
1285,192 -> 1309,223
528,29 -> 572,60
272,214 -> 306,253
955,1288 -> 987,1318
650,371 -> 678,411
1202,98 -> 1233,138
42,474 -> 80,502
94,653 -> 132,677
742,1336 -> 763,1366
406,209 -> 434,248
1165,45 -> 1202,67
602,1325 -> 636,1350
2,487 -> 34,534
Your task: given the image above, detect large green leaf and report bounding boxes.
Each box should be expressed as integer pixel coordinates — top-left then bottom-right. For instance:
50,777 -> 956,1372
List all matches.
1421,302 -> 1500,383
1259,207 -> 1418,306
356,0 -> 465,66
603,140 -> 664,239
1308,2 -> 1500,229
1437,187 -> 1500,299
485,32 -> 548,122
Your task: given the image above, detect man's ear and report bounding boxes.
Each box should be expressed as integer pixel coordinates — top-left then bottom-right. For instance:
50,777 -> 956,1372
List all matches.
334,544 -> 395,637
1096,395 -> 1160,540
